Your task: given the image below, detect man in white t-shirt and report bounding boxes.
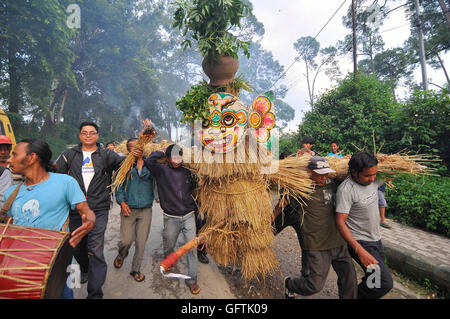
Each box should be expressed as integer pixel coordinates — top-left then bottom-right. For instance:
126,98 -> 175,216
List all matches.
335,151 -> 393,299
55,121 -> 124,299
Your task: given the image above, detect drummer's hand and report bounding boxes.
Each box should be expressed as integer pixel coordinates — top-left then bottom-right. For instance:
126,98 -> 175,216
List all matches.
70,204 -> 96,248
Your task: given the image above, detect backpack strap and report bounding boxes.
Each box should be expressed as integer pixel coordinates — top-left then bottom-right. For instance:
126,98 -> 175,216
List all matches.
0,182 -> 23,223
0,166 -> 6,177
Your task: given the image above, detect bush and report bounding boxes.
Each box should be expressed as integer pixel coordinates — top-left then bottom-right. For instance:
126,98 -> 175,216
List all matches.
385,175 -> 450,237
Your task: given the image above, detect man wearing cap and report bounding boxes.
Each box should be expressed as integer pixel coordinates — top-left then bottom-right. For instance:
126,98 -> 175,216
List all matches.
0,135 -> 13,211
284,156 -> 357,299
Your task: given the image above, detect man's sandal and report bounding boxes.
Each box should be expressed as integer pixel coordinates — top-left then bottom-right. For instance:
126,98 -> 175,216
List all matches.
130,271 -> 145,282
114,255 -> 124,269
380,222 -> 392,229
187,283 -> 201,295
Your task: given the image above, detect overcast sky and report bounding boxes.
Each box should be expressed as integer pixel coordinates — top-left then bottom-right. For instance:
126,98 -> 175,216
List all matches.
250,0 -> 449,132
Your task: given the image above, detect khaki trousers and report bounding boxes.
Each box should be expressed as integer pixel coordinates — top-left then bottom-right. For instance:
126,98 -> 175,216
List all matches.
118,207 -> 152,272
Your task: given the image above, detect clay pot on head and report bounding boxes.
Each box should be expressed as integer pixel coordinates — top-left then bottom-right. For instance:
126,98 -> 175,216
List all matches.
202,55 -> 240,87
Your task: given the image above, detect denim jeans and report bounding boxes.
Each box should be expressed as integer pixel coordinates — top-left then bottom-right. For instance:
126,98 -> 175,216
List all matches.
60,282 -> 74,299
163,212 -> 198,285
70,210 -> 109,299
273,209 -> 309,277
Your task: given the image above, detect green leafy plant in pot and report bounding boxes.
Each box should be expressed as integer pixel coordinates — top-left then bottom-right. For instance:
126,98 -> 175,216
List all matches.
173,0 -> 250,86
176,75 -> 253,126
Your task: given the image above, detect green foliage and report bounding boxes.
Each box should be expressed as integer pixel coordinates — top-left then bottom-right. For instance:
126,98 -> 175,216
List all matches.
176,75 -> 252,125
176,81 -> 213,125
390,89 -> 450,174
385,175 -> 450,237
296,73 -> 398,156
172,0 -> 251,59
278,132 -> 298,155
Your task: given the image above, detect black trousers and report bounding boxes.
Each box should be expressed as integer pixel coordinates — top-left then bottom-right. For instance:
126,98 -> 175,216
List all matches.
273,209 -> 309,276
348,239 -> 393,299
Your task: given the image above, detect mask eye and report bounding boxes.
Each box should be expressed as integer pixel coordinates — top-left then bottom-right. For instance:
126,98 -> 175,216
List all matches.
202,119 -> 210,128
222,113 -> 236,127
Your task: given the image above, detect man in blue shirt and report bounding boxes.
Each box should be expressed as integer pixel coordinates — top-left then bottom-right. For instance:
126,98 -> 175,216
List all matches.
3,138 -> 96,297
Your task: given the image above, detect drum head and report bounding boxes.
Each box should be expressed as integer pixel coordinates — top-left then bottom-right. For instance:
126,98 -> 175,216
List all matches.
44,237 -> 73,299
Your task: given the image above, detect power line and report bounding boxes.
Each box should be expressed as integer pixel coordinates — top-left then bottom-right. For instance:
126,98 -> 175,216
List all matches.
385,2 -> 409,16
268,0 -> 348,91
379,23 -> 410,33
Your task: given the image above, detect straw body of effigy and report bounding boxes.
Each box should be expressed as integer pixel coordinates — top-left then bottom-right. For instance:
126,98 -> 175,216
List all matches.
326,153 -> 435,180
185,141 -> 316,281
268,155 -> 315,202
376,153 -> 436,176
326,156 -> 350,180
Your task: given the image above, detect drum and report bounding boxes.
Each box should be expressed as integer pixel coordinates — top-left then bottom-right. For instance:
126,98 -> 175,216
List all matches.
0,222 -> 73,299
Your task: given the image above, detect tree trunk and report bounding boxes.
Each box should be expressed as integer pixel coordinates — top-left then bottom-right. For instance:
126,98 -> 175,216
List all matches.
369,35 -> 375,74
414,0 -> 428,90
437,0 -> 450,27
436,53 -> 450,85
56,89 -> 68,125
352,0 -> 358,81
305,59 -> 313,106
7,42 -> 20,114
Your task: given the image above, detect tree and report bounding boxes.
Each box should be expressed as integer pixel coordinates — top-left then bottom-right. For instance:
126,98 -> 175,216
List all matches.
295,74 -> 399,155
0,0 -> 75,115
359,47 -> 415,98
340,0 -> 386,75
293,37 -> 341,106
390,88 -> 450,173
404,0 -> 450,87
238,42 -> 294,128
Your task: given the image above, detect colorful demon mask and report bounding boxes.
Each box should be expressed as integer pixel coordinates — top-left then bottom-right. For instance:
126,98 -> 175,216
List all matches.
198,92 -> 275,153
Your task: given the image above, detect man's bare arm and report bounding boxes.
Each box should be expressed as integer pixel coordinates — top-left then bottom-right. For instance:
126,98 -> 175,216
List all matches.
336,212 -> 378,267
69,202 -> 96,248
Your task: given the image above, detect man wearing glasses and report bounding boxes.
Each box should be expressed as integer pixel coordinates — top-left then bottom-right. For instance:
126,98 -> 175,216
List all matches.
55,121 -> 124,299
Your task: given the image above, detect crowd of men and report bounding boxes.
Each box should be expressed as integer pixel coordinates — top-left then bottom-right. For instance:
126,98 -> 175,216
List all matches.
0,127 -> 394,299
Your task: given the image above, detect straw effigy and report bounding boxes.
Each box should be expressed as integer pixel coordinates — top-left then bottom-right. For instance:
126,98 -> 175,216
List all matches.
326,153 -> 435,180
376,153 -> 437,176
184,140 -> 317,282
185,137 -> 269,182
326,156 -> 350,180
268,155 -> 315,202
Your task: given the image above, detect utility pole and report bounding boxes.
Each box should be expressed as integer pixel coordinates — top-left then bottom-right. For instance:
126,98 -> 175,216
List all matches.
414,0 -> 428,90
352,0 -> 358,81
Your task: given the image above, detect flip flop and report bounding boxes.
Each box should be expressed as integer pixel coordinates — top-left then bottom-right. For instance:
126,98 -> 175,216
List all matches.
114,255 -> 124,269
130,271 -> 145,282
187,283 -> 201,295
380,222 -> 392,229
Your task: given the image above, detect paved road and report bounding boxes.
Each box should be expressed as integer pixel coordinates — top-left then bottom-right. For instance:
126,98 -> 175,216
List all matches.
73,202 -> 446,299
74,202 -> 235,299
381,220 -> 450,266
